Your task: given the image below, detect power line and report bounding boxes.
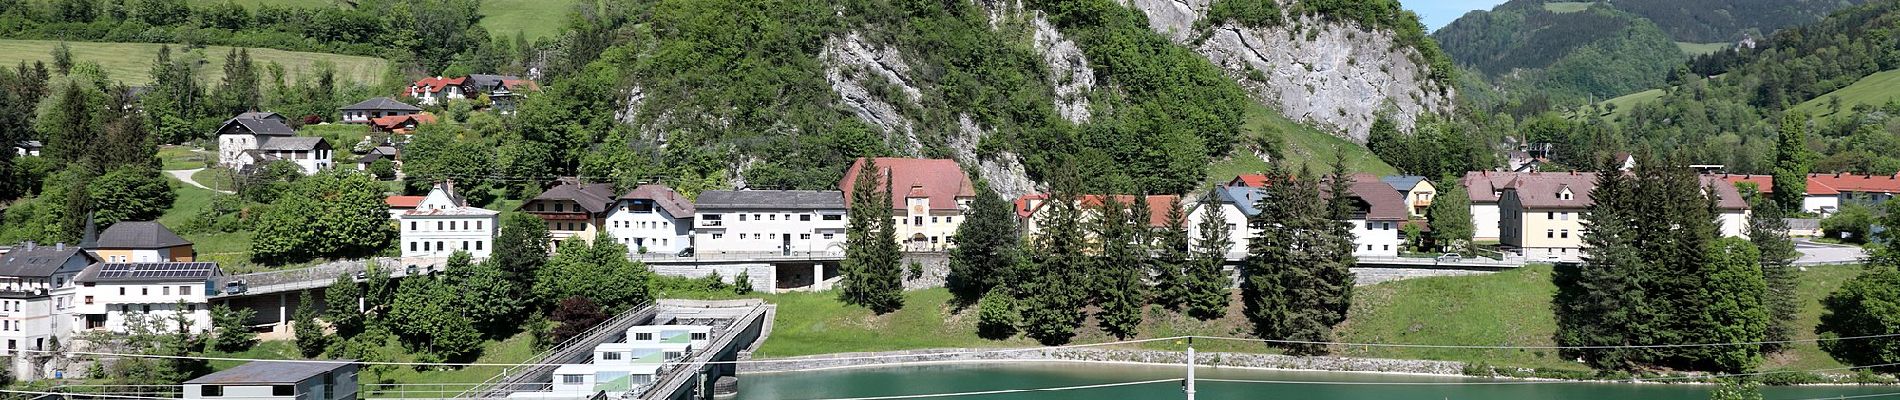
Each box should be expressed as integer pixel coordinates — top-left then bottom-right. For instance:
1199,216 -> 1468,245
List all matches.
1189,333 -> 1900,350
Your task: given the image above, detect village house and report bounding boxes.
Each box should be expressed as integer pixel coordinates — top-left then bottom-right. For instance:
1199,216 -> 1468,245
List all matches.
692,190 -> 847,256
90,221 -> 194,263
355,145 -> 400,173
398,182 -> 499,259
1379,175 -> 1436,218
1461,171 -> 1517,242
14,140 -> 40,157
338,97 -> 421,124
215,112 -> 332,175
369,113 -> 437,134
1495,172 -> 1751,261
1187,174 -> 1407,257
72,261 -> 220,334
407,76 -> 466,105
182,361 -> 358,400
1016,194 -> 1182,245
1719,173 -> 1900,217
605,185 -> 695,255
0,242 -> 93,377
839,158 -> 976,252
521,181 -> 619,246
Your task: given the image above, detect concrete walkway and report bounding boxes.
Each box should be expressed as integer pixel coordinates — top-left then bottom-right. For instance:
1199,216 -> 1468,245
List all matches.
1794,238 -> 1865,265
166,168 -> 234,194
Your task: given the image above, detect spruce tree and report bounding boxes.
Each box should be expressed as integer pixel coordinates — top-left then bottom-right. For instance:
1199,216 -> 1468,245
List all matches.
1555,169 -> 1646,369
1691,237 -> 1769,373
840,158 -> 903,313
1242,166 -> 1334,355
1317,155 -> 1358,328
1186,197 -> 1233,320
1770,113 -> 1813,213
1094,196 -> 1145,339
1748,198 -> 1800,351
1427,175 -> 1475,253
292,290 -> 330,358
1021,167 -> 1088,345
947,178 -> 1020,304
1152,196 -> 1192,311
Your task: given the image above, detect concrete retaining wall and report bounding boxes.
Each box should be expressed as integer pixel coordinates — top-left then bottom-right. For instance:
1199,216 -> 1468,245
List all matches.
650,263 -> 776,293
900,252 -> 951,290
736,347 -> 1465,375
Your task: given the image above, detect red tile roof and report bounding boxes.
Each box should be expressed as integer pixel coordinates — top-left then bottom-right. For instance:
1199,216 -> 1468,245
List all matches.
369,113 -> 437,131
840,158 -> 975,212
410,76 -> 466,95
386,196 -> 425,209
500,79 -> 539,91
1718,174 -> 1775,194
1806,173 -> 1900,196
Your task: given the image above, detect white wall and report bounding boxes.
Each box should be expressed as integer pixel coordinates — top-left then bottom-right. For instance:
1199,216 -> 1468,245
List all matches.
1805,195 -> 1839,215
605,202 -> 691,254
1719,211 -> 1750,239
693,209 -> 846,255
1352,219 -> 1402,257
1185,202 -> 1249,260
399,216 -> 498,258
75,282 -> 212,333
1471,203 -> 1501,241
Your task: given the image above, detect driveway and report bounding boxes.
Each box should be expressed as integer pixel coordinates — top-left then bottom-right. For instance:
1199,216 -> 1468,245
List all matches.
1793,238 -> 1864,265
166,168 -> 235,194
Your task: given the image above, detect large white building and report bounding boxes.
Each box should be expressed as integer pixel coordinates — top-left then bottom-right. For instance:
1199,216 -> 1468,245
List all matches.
605,185 -> 695,255
1187,174 -> 1407,258
215,112 -> 332,175
0,242 -> 93,379
399,182 -> 499,259
72,262 -> 220,334
692,190 -> 847,256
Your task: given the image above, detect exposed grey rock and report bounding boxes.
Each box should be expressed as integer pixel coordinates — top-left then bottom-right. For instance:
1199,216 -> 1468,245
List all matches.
1125,0 -> 1454,142
822,32 -> 923,153
947,114 -> 1037,200
1031,13 -> 1095,124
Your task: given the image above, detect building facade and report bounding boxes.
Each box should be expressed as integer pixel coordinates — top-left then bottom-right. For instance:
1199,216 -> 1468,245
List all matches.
338,97 -> 421,124
407,76 -> 467,105
692,190 -> 847,255
215,112 -> 332,174
91,221 -> 194,263
521,181 -> 619,246
1379,175 -> 1437,218
1194,175 -> 1406,257
605,185 -> 695,255
0,243 -> 93,360
398,182 -> 499,259
1497,172 -> 1751,261
839,158 -> 975,252
1461,171 -> 1514,242
73,262 -> 220,333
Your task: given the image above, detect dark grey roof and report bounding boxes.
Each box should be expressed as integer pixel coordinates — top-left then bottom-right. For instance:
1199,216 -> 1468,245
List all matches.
16,140 -> 40,148
695,190 -> 845,210
1380,175 -> 1428,192
341,97 -> 422,112
259,136 -> 328,151
465,74 -> 518,90
75,262 -> 221,283
0,245 -> 94,278
221,112 -> 294,136
185,361 -> 355,385
94,221 -> 191,249
528,182 -> 618,214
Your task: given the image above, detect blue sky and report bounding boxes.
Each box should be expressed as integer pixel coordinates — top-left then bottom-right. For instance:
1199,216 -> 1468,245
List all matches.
1401,0 -> 1510,31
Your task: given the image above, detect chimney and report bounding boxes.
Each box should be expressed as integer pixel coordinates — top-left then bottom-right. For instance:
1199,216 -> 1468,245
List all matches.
23,241 -> 34,251
55,243 -> 64,251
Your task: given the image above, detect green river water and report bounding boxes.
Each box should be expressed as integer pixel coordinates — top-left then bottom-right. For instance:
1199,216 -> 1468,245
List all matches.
737,362 -> 1898,400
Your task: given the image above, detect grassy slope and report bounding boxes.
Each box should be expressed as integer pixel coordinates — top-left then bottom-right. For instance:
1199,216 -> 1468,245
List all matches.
756,264 -> 1867,373
159,177 -> 255,269
210,332 -> 538,398
1677,42 -> 1731,56
158,146 -> 215,171
0,39 -> 386,86
1792,69 -> 1900,118
188,0 -> 577,40
1207,102 -> 1397,184
1588,88 -> 1666,121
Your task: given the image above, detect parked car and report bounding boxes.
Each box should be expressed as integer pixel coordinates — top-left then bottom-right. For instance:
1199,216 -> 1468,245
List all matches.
1436,253 -> 1463,263
677,247 -> 695,258
222,280 -> 247,295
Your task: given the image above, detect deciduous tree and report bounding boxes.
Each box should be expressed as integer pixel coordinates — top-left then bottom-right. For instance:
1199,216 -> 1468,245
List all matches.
1817,266 -> 1900,372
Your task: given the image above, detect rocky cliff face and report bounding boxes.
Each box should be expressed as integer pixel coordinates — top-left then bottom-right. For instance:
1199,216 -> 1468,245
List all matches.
1125,0 -> 1454,141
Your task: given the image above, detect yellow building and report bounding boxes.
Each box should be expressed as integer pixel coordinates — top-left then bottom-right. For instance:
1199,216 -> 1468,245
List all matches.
841,158 -> 975,252
89,221 -> 194,263
1377,175 -> 1437,218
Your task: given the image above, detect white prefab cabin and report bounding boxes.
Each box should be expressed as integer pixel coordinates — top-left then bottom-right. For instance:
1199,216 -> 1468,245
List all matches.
593,342 -> 692,366
624,325 -> 713,349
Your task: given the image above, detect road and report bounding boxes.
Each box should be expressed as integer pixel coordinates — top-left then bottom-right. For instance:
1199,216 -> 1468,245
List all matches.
1794,238 -> 1864,265
166,168 -> 234,194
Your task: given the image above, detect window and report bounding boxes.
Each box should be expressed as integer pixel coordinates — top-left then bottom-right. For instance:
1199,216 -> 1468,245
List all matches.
931,217 -> 939,223
1561,212 -> 1570,221
142,287 -> 149,295
273,385 -> 294,396
1383,245 -> 1390,251
141,305 -> 151,313
475,241 -> 483,251
823,233 -> 835,240
162,287 -> 170,296
200,386 -> 222,397
635,332 -> 653,341
1546,212 -> 1555,220
410,222 -> 417,231
691,332 -> 708,341
712,234 -> 723,239
823,215 -> 842,221
601,351 -> 622,360
84,296 -> 92,305
438,221 -> 444,230
1384,222 -> 1393,230
410,242 -> 418,252
801,234 -> 811,240
476,221 -> 483,230
554,203 -> 565,212
800,215 -> 812,221
119,288 -> 125,295
181,286 -> 190,296
1546,229 -> 1555,239
739,214 -> 747,221
914,217 -> 925,226
768,214 -> 776,221
1560,229 -> 1570,239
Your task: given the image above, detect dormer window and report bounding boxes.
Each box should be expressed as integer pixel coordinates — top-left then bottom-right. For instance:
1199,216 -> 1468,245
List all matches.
1558,188 -> 1574,201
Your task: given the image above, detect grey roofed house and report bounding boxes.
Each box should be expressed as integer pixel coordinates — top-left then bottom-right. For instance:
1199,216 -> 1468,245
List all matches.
95,221 -> 191,249
0,243 -> 96,278
463,74 -> 519,92
258,136 -> 328,151
184,360 -> 355,385
695,190 -> 845,210
340,97 -> 422,112
1380,175 -> 1428,192
74,262 -> 221,284
620,184 -> 696,217
217,112 -> 295,136
527,181 -> 619,215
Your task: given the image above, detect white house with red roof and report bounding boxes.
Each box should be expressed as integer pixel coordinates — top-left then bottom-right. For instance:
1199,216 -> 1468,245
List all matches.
606,184 -> 695,255
407,76 -> 467,105
1718,173 -> 1900,216
1188,174 -> 1407,258
398,181 -> 499,259
839,158 -> 975,251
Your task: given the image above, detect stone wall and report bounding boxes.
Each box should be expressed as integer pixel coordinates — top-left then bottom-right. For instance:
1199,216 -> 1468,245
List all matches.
651,263 -> 777,293
901,252 -> 952,290
737,347 -> 1465,375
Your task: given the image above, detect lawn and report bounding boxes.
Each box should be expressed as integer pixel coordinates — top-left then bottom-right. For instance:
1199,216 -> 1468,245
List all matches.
191,168 -> 237,192
189,0 -> 579,40
205,333 -> 539,399
159,178 -> 254,269
1677,42 -> 1731,56
1590,88 -> 1666,121
158,146 -> 215,171
1207,102 -> 1397,185
1792,69 -> 1900,119
753,264 -> 1872,374
1543,2 -> 1592,13
0,39 -> 387,86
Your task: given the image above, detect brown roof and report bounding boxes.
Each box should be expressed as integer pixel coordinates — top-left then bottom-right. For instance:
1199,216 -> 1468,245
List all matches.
385,196 -> 425,209
1700,176 -> 1750,210
1461,171 -> 1519,203
839,158 -> 975,212
1343,179 -> 1410,221
94,221 -> 191,249
620,184 -> 695,217
529,181 -> 619,215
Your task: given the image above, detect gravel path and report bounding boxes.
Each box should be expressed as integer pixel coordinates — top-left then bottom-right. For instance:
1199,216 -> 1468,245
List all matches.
166,168 -> 234,194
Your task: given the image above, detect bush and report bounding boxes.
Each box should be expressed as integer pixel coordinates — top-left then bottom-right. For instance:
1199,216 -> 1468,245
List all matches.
976,288 -> 1019,340
1821,204 -> 1874,243
1757,371 -> 1826,386
1816,267 -> 1900,372
368,159 -> 395,180
733,271 -> 753,295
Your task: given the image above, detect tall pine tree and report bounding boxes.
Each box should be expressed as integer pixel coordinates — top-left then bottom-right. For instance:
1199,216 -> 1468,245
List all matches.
1186,196 -> 1233,320
947,178 -> 1020,304
1242,166 -> 1335,355
1152,196 -> 1192,311
1317,155 -> 1358,328
1747,197 -> 1800,351
1093,196 -> 1145,339
1021,166 -> 1088,345
839,158 -> 903,313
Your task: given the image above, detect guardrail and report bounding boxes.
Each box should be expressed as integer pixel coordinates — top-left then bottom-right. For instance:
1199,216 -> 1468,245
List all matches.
630,251 -> 843,263
457,302 -> 657,399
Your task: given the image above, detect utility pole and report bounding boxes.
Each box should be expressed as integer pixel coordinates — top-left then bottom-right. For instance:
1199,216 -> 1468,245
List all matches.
1184,338 -> 1197,400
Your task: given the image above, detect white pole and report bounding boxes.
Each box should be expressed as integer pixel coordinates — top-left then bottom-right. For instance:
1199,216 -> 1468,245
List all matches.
1185,341 -> 1197,400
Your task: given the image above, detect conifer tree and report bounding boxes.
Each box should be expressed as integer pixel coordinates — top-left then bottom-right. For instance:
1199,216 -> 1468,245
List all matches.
1094,196 -> 1144,339
1242,166 -> 1335,355
1770,113 -> 1813,213
1427,175 -> 1475,253
1317,155 -> 1358,327
323,274 -> 364,339
1186,196 -> 1232,320
840,158 -> 903,313
1748,198 -> 1800,351
947,178 -> 1020,304
1021,166 -> 1088,345
1555,169 -> 1645,368
292,290 -> 329,358
1152,195 -> 1192,311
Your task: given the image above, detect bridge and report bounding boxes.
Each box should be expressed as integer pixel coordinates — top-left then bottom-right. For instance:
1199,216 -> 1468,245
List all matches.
450,299 -> 771,400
